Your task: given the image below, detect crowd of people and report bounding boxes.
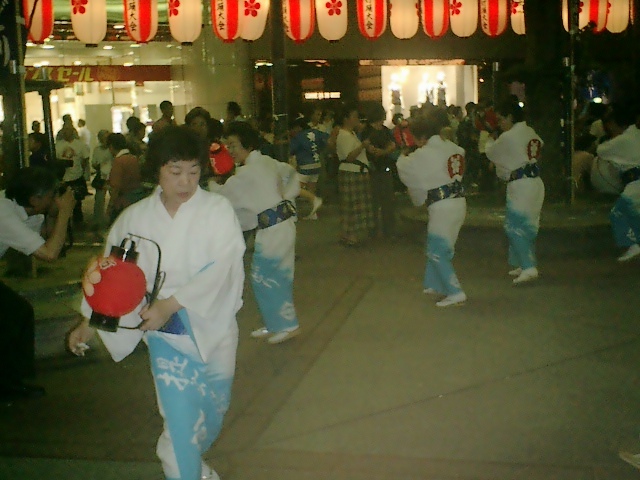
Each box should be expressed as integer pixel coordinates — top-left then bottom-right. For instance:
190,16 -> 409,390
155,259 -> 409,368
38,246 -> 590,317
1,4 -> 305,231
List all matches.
1,95 -> 639,479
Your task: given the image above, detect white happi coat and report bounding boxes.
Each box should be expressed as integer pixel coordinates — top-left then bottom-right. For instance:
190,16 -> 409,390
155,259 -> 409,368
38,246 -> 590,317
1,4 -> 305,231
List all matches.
597,125 -> 640,198
396,134 -> 465,206
485,121 -> 543,181
80,186 -> 245,363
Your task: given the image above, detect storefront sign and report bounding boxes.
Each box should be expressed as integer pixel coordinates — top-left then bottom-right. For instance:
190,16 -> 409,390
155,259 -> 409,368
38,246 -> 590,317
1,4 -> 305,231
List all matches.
24,65 -> 171,85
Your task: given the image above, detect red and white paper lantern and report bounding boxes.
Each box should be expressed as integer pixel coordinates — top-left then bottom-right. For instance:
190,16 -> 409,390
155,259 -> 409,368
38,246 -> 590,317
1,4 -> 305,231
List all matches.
389,0 -> 419,39
211,0 -> 241,43
449,0 -> 478,37
588,0 -> 609,32
315,0 -> 348,41
607,0 -> 630,33
421,0 -> 448,38
283,0 -> 315,43
510,0 -> 525,35
240,0 -> 270,41
123,0 -> 158,43
71,0 -> 107,45
480,0 -> 508,37
168,0 -> 202,44
562,0 -> 591,31
357,0 -> 387,40
23,0 -> 54,44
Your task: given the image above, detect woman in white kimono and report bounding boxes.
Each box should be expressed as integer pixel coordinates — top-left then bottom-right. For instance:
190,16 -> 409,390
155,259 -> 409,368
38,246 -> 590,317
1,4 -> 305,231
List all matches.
596,103 -> 640,262
212,121 -> 301,344
485,99 -> 544,285
68,126 -> 245,480
397,110 -> 468,307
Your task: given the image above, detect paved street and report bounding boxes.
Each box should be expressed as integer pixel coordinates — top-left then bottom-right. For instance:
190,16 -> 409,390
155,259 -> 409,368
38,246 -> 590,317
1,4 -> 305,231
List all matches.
1,198 -> 640,479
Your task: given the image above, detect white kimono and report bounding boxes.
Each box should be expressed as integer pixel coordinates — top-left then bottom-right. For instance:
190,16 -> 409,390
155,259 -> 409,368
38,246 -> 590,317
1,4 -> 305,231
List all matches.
597,125 -> 640,247
397,135 -> 466,296
486,121 -> 545,270
211,150 -> 301,334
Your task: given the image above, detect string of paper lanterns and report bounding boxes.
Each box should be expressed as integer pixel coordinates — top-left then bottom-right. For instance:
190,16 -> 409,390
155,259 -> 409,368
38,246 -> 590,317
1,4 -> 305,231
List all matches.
23,0 -> 634,46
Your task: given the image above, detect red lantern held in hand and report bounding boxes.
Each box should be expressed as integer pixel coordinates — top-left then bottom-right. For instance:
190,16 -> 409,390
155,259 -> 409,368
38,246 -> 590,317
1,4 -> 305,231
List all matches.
209,142 -> 235,176
83,239 -> 147,332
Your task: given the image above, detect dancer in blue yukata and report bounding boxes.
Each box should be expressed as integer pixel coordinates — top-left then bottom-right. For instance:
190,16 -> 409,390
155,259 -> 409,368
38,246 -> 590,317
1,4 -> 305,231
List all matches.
211,121 -> 301,344
68,126 -> 245,480
397,109 -> 468,307
485,98 -> 545,285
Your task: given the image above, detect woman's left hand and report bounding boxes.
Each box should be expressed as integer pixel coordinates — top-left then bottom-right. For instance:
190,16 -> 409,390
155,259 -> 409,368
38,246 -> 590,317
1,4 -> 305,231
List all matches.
139,297 -> 181,331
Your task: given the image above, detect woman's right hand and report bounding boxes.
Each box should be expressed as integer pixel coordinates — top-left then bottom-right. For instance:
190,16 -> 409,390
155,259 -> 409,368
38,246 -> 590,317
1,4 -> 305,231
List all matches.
67,318 -> 95,356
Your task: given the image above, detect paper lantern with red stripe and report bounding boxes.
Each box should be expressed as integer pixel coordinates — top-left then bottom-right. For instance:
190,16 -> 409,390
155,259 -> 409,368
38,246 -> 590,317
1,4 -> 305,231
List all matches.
23,0 -> 54,44
315,0 -> 348,41
607,0 -> 630,32
357,0 -> 387,40
283,0 -> 315,43
510,0 -> 525,35
240,0 -> 270,41
480,0 -> 508,37
389,0 -> 419,39
421,0 -> 448,38
588,0 -> 609,32
123,0 -> 158,43
71,0 -> 107,45
449,0 -> 478,37
211,0 -> 241,43
168,0 -> 202,44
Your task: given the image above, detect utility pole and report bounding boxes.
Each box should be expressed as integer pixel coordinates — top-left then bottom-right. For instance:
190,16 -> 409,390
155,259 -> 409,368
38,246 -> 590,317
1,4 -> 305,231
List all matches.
269,0 -> 289,163
564,0 -> 579,205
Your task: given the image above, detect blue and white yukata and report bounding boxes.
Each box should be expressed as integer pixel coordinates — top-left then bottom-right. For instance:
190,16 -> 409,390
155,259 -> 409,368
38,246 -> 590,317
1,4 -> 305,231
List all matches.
397,135 -> 467,296
81,186 -> 245,480
290,127 -> 329,182
596,125 -> 640,249
486,121 -> 545,272
211,150 -> 301,335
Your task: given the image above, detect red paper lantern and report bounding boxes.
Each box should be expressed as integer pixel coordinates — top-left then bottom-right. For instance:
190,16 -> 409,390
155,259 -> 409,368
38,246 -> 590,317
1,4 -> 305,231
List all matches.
607,0 -> 630,33
211,0 -> 241,43
510,0 -> 525,35
480,0 -> 508,37
357,0 -> 387,40
124,0 -> 158,44
449,0 -> 478,37
23,0 -> 54,44
315,0 -> 348,41
71,0 -> 107,45
283,0 -> 315,43
389,0 -> 419,39
210,143 -> 235,175
421,0 -> 448,38
168,0 -> 202,45
240,0 -> 270,41
83,256 -> 147,318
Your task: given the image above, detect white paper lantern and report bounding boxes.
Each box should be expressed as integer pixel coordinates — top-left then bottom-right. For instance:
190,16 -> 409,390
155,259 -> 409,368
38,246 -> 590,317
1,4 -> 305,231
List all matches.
357,0 -> 387,40
168,0 -> 202,44
510,0 -> 525,35
315,0 -> 348,41
449,0 -> 478,37
284,0 -> 315,43
212,0 -> 241,43
124,0 -> 158,43
562,0 -> 590,31
71,0 -> 107,45
240,0 -> 270,41
389,0 -> 419,39
23,0 -> 54,44
480,0 -> 508,37
421,0 -> 449,38
607,0 -> 630,33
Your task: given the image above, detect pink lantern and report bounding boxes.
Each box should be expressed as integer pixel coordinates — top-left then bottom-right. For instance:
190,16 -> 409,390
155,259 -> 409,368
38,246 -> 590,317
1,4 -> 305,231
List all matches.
240,0 -> 270,41
357,0 -> 387,40
421,0 -> 449,38
389,0 -> 419,39
480,0 -> 508,37
124,0 -> 158,43
315,0 -> 348,41
283,0 -> 315,43
607,0 -> 630,33
449,0 -> 478,37
23,0 -> 54,44
510,0 -> 525,35
168,0 -> 202,44
71,0 -> 107,45
211,0 -> 241,43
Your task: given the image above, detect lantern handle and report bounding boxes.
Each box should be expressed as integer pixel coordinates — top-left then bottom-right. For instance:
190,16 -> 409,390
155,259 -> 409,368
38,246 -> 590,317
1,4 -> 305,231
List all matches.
127,233 -> 165,305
